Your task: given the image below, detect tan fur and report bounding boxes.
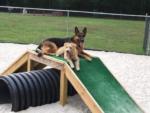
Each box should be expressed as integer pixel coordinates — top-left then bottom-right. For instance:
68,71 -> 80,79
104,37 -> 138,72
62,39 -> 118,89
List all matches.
37,27 -> 92,61
38,41 -> 58,56
71,36 -> 92,61
56,43 -> 80,71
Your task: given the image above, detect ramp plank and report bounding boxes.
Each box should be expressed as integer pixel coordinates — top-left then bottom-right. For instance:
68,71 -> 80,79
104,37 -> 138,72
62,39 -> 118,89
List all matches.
74,58 -> 143,113
51,55 -> 143,113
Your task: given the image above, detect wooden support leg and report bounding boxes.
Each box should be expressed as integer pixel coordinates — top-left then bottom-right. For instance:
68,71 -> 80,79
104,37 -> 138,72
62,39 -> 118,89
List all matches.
60,68 -> 68,106
27,59 -> 31,72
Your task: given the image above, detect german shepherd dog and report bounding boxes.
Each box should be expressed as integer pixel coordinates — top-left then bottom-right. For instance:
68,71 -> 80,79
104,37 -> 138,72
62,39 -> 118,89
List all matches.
36,27 -> 92,61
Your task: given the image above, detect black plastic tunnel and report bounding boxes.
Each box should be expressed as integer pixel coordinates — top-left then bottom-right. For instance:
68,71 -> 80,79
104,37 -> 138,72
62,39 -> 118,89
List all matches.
0,68 -> 76,112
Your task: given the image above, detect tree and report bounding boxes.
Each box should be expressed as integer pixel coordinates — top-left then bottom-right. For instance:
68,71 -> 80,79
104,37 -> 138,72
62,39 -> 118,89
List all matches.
2,0 -> 150,15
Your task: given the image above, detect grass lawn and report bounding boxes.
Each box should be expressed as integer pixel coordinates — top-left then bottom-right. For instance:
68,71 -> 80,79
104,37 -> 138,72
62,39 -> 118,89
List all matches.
0,12 -> 145,54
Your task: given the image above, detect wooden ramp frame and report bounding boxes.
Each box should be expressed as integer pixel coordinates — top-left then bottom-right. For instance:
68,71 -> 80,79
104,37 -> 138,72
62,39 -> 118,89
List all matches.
1,50 -> 143,113
1,50 -> 103,113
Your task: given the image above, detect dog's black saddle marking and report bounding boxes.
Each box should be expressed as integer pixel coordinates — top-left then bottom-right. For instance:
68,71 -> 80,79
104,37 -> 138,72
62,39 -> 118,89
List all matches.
44,37 -> 71,47
37,37 -> 73,50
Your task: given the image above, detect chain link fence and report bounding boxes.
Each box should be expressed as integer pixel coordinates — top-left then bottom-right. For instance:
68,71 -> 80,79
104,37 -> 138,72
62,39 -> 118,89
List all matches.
0,6 -> 149,55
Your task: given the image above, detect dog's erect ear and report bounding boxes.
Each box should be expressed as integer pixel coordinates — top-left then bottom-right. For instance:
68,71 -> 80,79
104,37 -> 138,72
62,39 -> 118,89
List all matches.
75,26 -> 79,35
83,27 -> 87,35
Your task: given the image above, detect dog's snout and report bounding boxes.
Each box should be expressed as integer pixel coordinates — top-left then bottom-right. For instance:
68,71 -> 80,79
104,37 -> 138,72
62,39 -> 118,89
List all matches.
81,39 -> 84,43
66,48 -> 71,53
66,50 -> 70,53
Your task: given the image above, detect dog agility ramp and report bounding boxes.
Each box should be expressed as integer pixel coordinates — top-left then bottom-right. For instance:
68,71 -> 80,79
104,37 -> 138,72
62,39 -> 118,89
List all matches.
0,51 -> 143,113
45,55 -> 143,113
72,58 -> 143,113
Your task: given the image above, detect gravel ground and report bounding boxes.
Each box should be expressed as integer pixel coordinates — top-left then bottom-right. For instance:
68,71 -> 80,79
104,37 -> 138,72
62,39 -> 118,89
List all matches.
0,43 -> 149,113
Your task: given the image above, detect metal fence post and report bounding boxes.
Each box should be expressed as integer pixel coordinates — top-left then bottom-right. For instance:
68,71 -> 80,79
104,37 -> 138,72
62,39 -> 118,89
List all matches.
144,14 -> 150,55
147,22 -> 150,55
66,10 -> 70,37
22,8 -> 27,15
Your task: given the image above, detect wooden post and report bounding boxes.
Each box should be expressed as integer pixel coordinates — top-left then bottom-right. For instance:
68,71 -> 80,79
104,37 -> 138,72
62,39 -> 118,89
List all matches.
27,58 -> 31,72
60,67 -> 68,106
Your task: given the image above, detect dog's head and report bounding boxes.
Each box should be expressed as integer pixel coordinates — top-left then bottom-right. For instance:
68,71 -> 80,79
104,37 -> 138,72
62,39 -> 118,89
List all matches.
64,43 -> 77,58
74,26 -> 87,43
71,27 -> 87,49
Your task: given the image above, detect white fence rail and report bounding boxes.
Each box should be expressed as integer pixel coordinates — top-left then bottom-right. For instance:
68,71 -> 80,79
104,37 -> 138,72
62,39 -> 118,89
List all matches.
0,6 -> 149,18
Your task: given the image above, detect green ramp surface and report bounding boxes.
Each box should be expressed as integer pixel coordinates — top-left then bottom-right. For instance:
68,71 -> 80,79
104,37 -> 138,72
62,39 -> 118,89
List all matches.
50,56 -> 143,113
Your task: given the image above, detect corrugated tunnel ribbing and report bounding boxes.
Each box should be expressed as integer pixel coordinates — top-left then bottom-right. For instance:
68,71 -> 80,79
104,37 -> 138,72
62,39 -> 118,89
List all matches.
0,68 -> 76,112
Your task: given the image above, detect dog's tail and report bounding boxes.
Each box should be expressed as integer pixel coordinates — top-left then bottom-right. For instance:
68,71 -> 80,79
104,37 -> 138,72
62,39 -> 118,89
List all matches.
36,48 -> 43,57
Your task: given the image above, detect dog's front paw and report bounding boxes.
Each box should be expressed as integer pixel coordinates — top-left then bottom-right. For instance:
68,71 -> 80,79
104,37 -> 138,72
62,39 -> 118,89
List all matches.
70,65 -> 75,69
76,67 -> 80,71
87,57 -> 92,61
56,53 -> 59,56
69,63 -> 74,68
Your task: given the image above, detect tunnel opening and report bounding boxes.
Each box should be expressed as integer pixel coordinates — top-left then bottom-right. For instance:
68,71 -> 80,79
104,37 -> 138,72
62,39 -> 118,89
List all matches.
0,79 -> 11,104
